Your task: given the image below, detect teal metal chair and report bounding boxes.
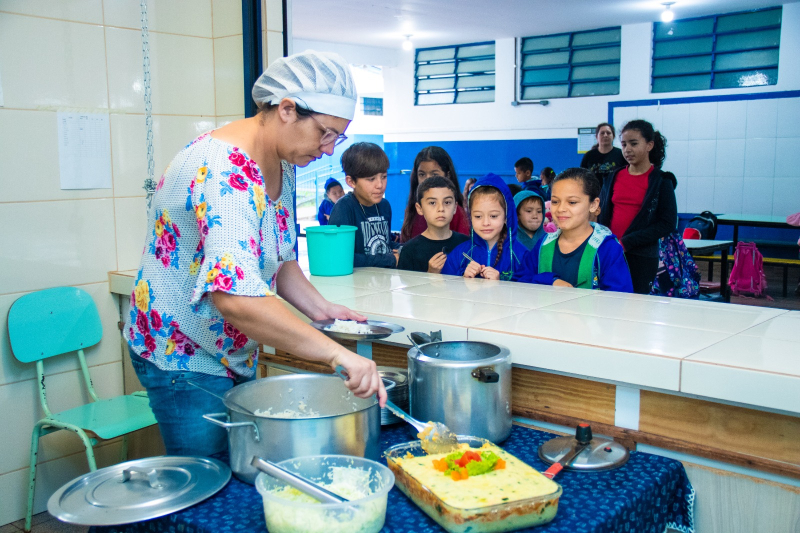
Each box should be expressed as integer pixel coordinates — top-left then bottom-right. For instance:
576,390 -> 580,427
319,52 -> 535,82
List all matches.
8,287 -> 157,532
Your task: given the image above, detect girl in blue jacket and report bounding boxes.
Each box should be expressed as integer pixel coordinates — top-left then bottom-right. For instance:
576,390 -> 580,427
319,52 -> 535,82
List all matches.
519,168 -> 633,292
442,173 -> 527,281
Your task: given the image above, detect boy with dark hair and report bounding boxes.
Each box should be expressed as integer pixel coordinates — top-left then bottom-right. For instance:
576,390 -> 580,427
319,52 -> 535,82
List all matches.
316,177 -> 345,225
513,190 -> 546,250
397,176 -> 469,273
329,142 -> 399,268
514,157 -> 543,193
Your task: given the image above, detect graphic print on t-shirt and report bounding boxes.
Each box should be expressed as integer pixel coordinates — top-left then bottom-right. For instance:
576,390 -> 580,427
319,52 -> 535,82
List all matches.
361,216 -> 390,255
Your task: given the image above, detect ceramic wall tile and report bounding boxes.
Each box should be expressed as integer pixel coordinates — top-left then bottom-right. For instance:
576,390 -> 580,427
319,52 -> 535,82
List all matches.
109,271 -> 136,296
212,0 -> 242,37
106,27 -> 215,116
214,35 -> 246,117
0,14 -> 108,110
0,362 -> 124,475
0,199 -> 117,294
661,104 -> 690,142
468,329 -> 682,391
663,139 -> 688,183
264,0 -> 284,32
612,106 -> 638,134
772,138 -> 798,178
716,100 -> 747,140
114,197 -> 149,272
0,282 -> 122,388
0,110 -> 110,202
772,178 -> 800,217
674,180 -> 687,213
739,178 -> 774,216
688,102 -> 717,140
265,30 -> 284,67
0,0 -> 102,23
745,99 -> 778,139
102,0 -> 212,37
743,137 -> 776,179
776,98 -> 800,138
0,439 -> 122,526
636,105 -> 662,133
110,114 -> 215,198
216,115 -> 244,127
684,177 -> 714,214
712,177 -> 744,214
714,139 -> 745,178
686,140 -> 716,178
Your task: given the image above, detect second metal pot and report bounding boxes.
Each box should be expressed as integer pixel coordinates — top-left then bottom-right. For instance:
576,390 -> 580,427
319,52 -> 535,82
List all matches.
408,341 -> 512,443
204,374 -> 380,484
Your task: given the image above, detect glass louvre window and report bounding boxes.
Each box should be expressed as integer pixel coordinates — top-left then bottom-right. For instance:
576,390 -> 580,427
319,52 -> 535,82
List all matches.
361,97 -> 383,116
652,6 -> 782,93
415,42 -> 495,105
520,27 -> 620,100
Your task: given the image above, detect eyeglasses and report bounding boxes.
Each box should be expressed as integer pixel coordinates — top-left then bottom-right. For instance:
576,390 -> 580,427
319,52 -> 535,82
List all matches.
307,113 -> 348,147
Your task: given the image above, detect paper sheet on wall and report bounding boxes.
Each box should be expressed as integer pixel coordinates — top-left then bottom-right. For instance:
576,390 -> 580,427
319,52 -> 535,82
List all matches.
577,127 -> 597,154
58,112 -> 112,189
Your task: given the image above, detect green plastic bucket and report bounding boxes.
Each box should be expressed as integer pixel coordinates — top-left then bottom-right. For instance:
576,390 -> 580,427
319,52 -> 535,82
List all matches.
305,225 -> 358,276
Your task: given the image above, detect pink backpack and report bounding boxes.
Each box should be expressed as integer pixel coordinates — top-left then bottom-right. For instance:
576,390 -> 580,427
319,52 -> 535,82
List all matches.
728,242 -> 767,297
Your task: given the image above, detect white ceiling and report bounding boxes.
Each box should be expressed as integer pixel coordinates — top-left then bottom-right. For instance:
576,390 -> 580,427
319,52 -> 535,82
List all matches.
292,0 -> 795,50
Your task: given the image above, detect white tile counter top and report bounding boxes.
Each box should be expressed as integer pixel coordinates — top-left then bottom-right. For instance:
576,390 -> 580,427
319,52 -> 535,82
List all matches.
108,267 -> 799,414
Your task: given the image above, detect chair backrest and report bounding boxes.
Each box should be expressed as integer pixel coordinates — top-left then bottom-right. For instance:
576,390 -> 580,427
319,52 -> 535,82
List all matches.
8,287 -> 102,363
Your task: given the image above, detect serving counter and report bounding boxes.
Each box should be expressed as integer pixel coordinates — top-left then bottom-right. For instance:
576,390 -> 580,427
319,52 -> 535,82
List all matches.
108,265 -> 800,532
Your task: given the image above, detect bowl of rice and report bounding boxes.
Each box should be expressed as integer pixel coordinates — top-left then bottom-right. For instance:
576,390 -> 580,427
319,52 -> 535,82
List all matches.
310,319 -> 403,341
255,455 -> 394,533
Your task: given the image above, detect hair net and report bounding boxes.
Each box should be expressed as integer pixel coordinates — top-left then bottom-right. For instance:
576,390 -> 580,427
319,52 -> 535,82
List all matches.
252,50 -> 357,120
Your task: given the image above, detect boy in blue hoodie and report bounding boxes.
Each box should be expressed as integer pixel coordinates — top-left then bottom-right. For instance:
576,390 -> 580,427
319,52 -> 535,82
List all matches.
519,168 -> 632,292
513,190 -> 546,251
316,177 -> 345,225
442,173 -> 527,281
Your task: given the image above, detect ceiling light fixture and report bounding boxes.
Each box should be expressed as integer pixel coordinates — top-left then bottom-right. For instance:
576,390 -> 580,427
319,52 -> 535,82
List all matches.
661,2 -> 675,22
402,34 -> 413,51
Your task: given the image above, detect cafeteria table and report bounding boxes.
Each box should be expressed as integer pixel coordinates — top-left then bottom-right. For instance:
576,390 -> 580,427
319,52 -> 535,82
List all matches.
716,214 -> 795,244
90,423 -> 695,533
684,239 -> 733,302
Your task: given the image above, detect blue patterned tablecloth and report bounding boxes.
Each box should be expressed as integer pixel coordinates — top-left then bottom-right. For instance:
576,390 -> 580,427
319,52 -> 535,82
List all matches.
91,424 -> 694,533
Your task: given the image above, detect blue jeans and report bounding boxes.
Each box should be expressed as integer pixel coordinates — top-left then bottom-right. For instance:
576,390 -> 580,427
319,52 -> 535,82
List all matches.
130,351 -> 239,456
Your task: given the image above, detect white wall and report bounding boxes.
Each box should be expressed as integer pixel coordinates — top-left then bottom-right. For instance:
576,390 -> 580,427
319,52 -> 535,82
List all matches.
0,0 -> 284,525
382,3 -> 800,144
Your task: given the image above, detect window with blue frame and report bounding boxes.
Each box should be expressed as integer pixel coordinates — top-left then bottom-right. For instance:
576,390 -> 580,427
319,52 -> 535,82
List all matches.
652,6 -> 782,93
519,27 -> 621,100
362,97 -> 383,116
414,41 -> 495,105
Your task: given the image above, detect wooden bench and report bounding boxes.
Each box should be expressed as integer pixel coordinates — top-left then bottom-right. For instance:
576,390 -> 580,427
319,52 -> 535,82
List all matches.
694,255 -> 800,297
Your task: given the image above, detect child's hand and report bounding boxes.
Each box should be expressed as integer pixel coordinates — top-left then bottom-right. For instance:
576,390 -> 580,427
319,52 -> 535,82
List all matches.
464,261 -> 483,278
481,266 -> 500,280
392,249 -> 400,266
553,279 -> 573,287
427,252 -> 447,274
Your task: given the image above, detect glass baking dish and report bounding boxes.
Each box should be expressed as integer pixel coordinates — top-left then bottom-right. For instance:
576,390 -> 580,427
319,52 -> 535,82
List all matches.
384,436 -> 562,533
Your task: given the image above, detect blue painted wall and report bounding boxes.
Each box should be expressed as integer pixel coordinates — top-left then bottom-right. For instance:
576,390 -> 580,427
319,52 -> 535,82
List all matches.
384,138 -> 583,231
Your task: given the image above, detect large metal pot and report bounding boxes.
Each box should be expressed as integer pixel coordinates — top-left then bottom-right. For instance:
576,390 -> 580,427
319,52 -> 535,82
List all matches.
408,341 -> 512,443
204,374 -> 380,484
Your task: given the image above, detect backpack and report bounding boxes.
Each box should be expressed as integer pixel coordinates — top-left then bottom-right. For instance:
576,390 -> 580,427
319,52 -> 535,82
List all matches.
728,242 -> 768,297
682,211 -> 718,240
651,233 -> 701,298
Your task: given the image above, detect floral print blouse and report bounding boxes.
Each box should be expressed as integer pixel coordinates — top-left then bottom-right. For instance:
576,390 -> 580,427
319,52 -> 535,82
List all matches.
123,133 -> 296,378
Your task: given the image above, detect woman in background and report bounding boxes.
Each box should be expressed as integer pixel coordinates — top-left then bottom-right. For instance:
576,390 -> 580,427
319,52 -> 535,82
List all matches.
580,122 -> 627,190
400,146 -> 470,242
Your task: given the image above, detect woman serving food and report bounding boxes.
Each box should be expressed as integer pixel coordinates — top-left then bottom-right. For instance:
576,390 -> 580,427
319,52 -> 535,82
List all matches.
123,51 -> 386,456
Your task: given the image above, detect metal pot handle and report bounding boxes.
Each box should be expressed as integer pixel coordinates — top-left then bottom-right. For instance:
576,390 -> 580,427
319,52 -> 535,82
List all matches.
202,412 -> 261,442
471,367 -> 500,383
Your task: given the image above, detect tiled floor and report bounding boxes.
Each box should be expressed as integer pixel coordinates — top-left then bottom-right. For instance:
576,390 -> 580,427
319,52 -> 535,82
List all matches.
3,512 -> 87,533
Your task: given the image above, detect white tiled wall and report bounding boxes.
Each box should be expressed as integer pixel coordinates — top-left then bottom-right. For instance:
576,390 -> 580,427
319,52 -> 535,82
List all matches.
628,97 -> 800,215
0,0 -> 289,525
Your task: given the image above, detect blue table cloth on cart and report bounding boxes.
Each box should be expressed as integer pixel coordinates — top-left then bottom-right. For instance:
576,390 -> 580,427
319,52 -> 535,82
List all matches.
90,423 -> 695,533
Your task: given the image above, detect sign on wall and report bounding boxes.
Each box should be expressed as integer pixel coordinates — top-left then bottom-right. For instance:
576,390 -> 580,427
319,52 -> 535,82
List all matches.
577,127 -> 596,154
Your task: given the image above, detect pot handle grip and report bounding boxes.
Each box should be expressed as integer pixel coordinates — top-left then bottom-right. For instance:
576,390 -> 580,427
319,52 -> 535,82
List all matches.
202,412 -> 261,442
472,367 -> 500,383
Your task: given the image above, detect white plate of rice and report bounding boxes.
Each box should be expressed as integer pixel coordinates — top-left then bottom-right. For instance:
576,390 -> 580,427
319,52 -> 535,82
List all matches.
310,319 -> 403,341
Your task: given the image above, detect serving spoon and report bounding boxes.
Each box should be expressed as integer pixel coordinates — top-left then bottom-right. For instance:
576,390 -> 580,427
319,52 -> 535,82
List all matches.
384,400 -> 459,455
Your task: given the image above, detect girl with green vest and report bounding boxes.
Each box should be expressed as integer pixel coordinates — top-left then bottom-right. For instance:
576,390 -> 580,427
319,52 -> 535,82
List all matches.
519,168 -> 633,292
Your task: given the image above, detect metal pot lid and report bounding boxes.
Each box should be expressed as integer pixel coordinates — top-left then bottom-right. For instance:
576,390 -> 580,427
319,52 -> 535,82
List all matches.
48,456 -> 230,526
310,319 -> 404,341
538,435 -> 629,472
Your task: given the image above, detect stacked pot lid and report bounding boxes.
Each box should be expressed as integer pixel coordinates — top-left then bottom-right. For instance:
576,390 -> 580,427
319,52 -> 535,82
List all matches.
378,366 -> 408,426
